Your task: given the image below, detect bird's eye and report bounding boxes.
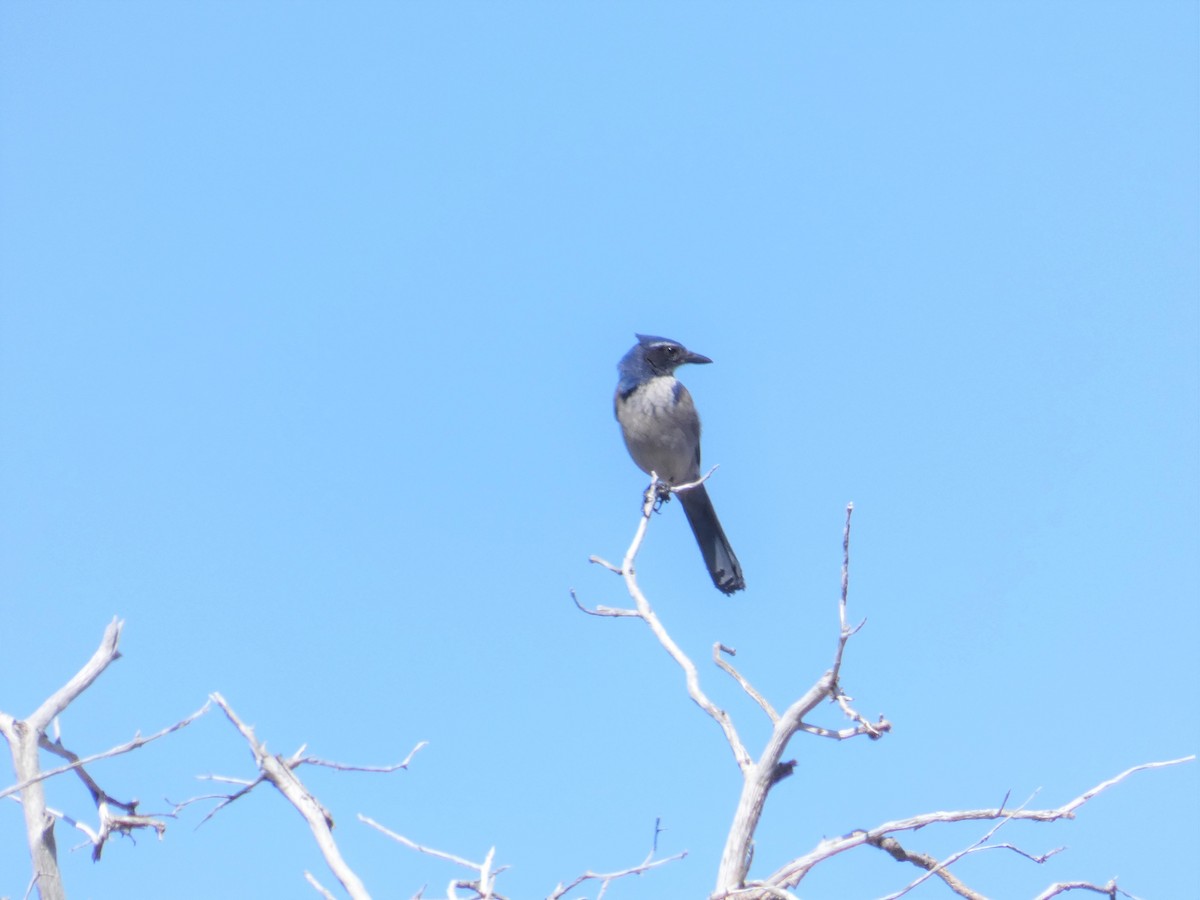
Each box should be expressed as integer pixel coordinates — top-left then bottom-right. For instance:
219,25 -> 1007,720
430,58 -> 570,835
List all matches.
665,346 -> 677,356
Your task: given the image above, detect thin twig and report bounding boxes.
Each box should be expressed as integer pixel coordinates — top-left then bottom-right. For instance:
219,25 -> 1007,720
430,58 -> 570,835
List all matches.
763,756 -> 1195,889
715,502 -> 883,892
570,589 -> 640,617
296,740 -> 428,773
829,503 -> 857,688
360,815 -> 485,869
714,644 -> 778,723
795,720 -> 889,741
1033,879 -> 1131,900
305,871 -> 338,900
211,693 -> 370,900
361,816 -> 512,899
666,465 -> 720,495
1,700 -> 211,802
548,849 -> 688,899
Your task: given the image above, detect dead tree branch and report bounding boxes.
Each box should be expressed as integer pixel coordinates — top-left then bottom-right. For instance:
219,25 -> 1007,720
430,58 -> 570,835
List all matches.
178,702 -> 426,827
294,742 -> 428,773
1033,879 -> 1131,899
582,496 -> 888,895
0,700 -> 209,804
710,503 -> 889,894
582,494 -> 1188,898
581,472 -> 753,770
360,815 -> 510,900
205,692 -> 372,900
714,644 -> 778,723
547,847 -> 689,899
28,698 -> 207,862
756,755 -> 1194,896
1,619 -> 201,899
0,619 -> 123,900
305,870 -> 339,900
1,620 -> 207,895
188,694 -> 426,897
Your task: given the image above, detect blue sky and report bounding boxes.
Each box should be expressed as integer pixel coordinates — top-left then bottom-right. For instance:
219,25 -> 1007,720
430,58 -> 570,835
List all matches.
1,3 -> 1196,898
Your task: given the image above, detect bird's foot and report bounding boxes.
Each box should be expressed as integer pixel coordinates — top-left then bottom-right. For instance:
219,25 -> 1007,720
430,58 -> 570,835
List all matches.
644,480 -> 673,513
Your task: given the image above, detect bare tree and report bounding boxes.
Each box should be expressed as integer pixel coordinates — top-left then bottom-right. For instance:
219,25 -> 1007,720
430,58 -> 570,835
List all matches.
577,477 -> 1194,899
4,510 -> 1189,899
0,618 -> 209,900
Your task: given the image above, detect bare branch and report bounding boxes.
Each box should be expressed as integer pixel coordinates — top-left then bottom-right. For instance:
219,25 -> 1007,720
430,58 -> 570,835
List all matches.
825,504 -> 887,741
12,704 -> 204,865
586,556 -> 623,575
360,816 -> 511,899
794,720 -> 887,741
1033,879 -> 1133,900
714,675 -> 835,892
548,848 -> 688,899
0,618 -> 176,900
762,756 -> 1195,890
830,503 -> 854,680
305,870 -> 338,900
27,618 -> 124,734
570,589 -> 640,618
174,777 -> 268,827
580,474 -> 752,770
714,644 -> 778,723
0,700 -> 211,804
720,885 -> 799,900
586,494 -> 1180,898
12,790 -> 174,864
666,464 -> 721,495
1057,756 -> 1194,815
359,815 -> 485,870
578,481 -> 747,895
870,833 -> 989,900
296,740 -> 428,773
211,693 -> 370,900
184,701 -> 424,838
832,691 -> 888,740
874,794 -> 1063,900
585,497 -> 889,895
715,503 -> 889,893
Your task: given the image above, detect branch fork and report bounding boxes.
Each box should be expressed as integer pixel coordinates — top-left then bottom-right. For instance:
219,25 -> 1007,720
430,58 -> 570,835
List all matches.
578,495 -> 889,895
578,495 -> 1189,897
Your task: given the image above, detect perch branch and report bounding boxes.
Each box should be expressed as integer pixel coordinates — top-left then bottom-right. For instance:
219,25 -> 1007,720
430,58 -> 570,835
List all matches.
582,473 -> 752,770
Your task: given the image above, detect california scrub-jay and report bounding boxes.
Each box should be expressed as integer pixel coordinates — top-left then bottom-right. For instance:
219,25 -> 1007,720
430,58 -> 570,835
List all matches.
614,334 -> 745,595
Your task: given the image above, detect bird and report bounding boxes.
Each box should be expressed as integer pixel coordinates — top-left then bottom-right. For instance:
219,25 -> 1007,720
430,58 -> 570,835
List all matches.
614,333 -> 745,595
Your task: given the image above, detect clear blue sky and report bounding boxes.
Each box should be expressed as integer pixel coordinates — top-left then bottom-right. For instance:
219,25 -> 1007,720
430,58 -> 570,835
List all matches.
2,4 -> 1197,898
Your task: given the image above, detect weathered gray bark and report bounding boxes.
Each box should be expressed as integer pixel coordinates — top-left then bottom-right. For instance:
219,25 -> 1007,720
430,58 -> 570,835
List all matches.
0,618 -> 123,900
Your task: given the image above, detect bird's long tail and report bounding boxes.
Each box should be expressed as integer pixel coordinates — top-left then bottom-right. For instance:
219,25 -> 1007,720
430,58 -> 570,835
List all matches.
678,484 -> 745,595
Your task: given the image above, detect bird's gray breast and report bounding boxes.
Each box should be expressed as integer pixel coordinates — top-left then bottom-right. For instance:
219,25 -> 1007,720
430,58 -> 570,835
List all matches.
616,376 -> 702,485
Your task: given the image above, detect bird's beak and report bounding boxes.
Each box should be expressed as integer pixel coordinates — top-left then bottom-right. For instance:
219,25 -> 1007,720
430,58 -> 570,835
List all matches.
685,350 -> 713,365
